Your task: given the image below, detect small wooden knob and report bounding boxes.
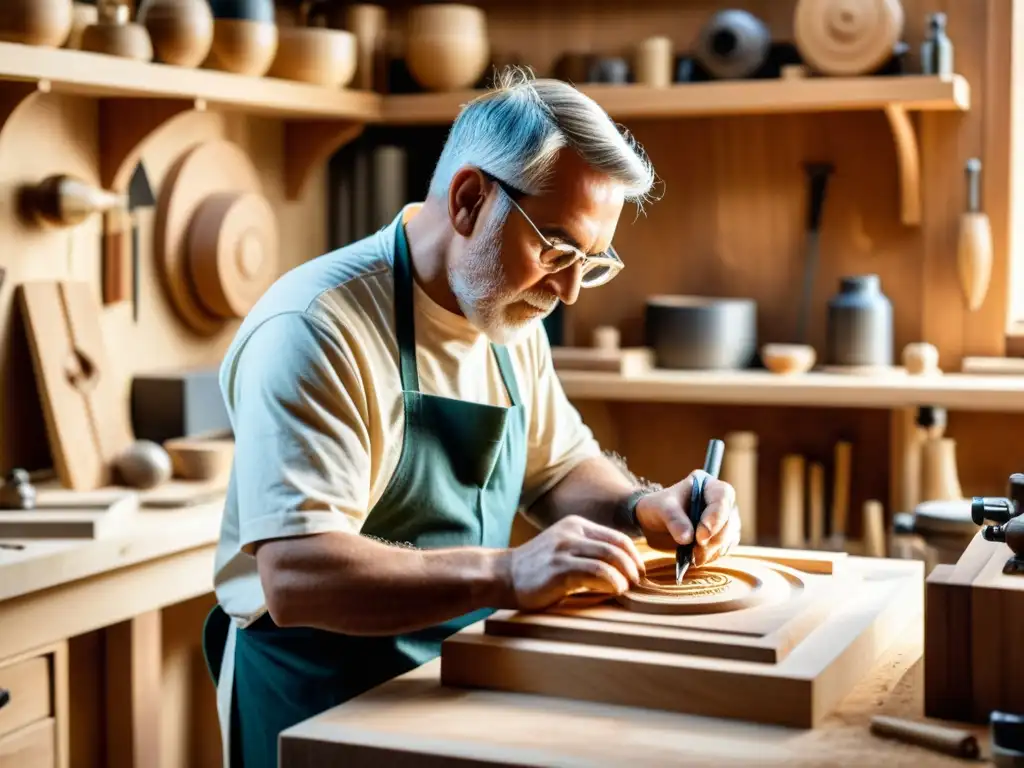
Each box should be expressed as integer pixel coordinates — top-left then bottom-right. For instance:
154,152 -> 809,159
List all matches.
902,342 -> 939,375
592,326 -> 620,351
187,191 -> 279,319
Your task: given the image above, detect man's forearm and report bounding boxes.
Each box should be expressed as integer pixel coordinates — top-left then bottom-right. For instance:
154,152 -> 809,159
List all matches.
527,454 -> 640,532
256,532 -> 512,635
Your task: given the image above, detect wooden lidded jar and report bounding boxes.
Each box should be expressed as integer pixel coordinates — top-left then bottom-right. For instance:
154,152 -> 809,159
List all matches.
138,0 -> 214,68
81,0 -> 154,61
205,0 -> 278,77
0,0 -> 74,47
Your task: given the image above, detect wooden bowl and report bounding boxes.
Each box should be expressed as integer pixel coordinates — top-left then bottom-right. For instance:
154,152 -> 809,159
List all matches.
762,344 -> 816,375
81,3 -> 154,61
205,18 -> 277,76
163,437 -> 234,482
0,0 -> 74,47
268,26 -> 357,87
406,33 -> 489,91
406,4 -> 486,37
138,0 -> 214,68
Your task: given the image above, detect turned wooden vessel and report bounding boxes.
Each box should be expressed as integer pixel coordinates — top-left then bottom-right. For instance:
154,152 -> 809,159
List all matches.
405,4 -> 489,91
0,0 -> 73,47
138,0 -> 214,68
205,0 -> 277,76
793,0 -> 903,76
81,1 -> 154,62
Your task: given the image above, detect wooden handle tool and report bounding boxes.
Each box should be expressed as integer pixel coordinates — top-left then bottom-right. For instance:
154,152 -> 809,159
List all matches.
957,158 -> 993,311
869,715 -> 980,759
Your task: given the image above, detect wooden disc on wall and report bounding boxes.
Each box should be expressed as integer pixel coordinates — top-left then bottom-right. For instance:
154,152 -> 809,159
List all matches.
155,140 -> 278,336
615,555 -> 799,615
793,0 -> 904,76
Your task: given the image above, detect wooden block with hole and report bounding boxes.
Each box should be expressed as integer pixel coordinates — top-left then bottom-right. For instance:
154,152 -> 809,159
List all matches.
441,544 -> 923,728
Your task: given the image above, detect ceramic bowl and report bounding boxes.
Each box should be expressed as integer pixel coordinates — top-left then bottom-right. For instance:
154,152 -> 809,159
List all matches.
644,295 -> 757,370
268,26 -> 357,87
406,32 -> 489,91
761,343 -> 816,375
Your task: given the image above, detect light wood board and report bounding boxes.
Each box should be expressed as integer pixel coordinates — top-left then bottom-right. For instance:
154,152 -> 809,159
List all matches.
441,556 -> 923,728
18,281 -> 134,490
0,490 -> 137,539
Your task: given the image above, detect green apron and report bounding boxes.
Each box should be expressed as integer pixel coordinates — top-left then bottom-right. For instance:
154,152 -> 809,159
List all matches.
203,218 -> 528,767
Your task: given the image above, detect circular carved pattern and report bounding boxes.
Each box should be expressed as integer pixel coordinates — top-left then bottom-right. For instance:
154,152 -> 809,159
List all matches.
793,0 -> 903,76
632,567 -> 732,598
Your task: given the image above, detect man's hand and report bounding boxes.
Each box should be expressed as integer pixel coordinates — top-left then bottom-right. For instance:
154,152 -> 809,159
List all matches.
502,515 -> 646,610
634,473 -> 741,567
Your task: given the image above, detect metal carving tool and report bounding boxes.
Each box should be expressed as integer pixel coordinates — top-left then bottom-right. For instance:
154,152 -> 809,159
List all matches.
677,438 -> 725,584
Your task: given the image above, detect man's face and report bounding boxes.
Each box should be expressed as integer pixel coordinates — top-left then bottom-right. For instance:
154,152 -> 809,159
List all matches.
449,150 -> 626,345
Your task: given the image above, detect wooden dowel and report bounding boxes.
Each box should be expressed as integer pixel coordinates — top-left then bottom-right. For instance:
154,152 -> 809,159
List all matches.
869,715 -> 980,759
832,440 -> 851,539
808,462 -> 824,548
779,454 -> 805,548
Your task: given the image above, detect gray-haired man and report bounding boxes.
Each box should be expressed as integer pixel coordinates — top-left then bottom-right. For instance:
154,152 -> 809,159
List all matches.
205,69 -> 740,767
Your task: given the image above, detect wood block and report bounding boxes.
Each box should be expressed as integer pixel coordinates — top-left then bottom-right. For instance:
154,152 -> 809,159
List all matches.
441,553 -> 923,728
925,531 -> 1024,722
0,490 -> 138,539
551,346 -> 653,377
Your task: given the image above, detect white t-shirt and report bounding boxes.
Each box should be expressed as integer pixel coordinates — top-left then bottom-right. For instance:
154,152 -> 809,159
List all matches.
212,204 -> 601,626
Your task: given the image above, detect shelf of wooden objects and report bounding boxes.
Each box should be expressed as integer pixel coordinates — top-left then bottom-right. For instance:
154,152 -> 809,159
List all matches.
556,367 -> 1024,412
0,42 -> 380,199
384,74 -> 970,226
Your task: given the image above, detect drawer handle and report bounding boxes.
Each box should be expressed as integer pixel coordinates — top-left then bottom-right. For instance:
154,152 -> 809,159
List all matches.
0,688 -> 8,709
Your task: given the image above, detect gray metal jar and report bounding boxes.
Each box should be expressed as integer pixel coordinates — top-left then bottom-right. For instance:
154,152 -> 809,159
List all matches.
825,275 -> 893,367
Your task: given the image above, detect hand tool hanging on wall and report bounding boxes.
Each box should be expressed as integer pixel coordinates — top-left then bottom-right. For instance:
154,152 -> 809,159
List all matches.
677,438 -> 725,583
957,157 -> 992,312
796,163 -> 834,343
103,162 -> 155,321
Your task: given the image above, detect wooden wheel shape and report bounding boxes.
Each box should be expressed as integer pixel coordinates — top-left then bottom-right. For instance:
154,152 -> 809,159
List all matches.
793,0 -> 904,76
155,139 -> 279,335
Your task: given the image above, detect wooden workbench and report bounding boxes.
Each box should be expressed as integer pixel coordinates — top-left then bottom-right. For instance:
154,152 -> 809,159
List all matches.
280,615 -> 991,767
0,500 -> 223,768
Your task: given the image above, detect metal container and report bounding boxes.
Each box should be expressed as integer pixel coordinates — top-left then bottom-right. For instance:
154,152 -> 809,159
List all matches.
825,275 -> 893,367
645,295 -> 757,370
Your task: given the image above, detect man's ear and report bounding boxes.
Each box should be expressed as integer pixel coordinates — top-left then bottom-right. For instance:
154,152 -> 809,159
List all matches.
448,167 -> 486,237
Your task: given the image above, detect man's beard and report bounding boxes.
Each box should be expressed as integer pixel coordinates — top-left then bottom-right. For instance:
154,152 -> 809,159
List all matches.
448,209 -> 558,345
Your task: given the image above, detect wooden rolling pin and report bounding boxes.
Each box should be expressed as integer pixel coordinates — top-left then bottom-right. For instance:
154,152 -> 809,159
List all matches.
721,432 -> 757,544
831,441 -> 851,543
779,455 -> 805,548
869,715 -> 980,759
808,462 -> 824,548
958,158 -> 992,311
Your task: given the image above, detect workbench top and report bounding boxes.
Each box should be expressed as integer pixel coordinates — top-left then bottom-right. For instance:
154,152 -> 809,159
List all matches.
280,616 -> 990,767
0,500 -> 223,603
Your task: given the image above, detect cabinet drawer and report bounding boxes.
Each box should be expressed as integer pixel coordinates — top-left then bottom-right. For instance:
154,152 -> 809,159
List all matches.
0,655 -> 51,739
0,718 -> 55,768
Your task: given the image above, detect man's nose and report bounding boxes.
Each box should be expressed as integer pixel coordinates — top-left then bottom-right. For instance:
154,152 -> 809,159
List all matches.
543,262 -> 582,305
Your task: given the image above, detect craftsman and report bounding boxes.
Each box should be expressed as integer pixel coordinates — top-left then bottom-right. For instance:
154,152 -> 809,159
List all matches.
203,68 -> 741,767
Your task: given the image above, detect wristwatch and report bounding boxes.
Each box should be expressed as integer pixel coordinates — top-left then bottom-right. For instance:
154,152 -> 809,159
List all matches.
616,487 -> 655,533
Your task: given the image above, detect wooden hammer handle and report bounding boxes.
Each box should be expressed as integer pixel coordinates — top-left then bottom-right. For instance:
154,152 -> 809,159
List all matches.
870,715 -> 980,759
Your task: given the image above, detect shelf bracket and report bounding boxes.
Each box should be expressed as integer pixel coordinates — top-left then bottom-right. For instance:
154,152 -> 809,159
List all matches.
99,97 -> 207,193
283,120 -> 364,201
884,104 -> 921,227
0,79 -> 50,142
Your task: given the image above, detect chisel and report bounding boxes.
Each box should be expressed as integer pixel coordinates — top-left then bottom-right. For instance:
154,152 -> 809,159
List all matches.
677,438 -> 726,584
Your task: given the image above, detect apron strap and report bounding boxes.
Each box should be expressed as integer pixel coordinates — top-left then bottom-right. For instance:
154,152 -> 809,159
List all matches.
395,214 -> 523,408
393,218 -> 420,392
491,344 -> 523,407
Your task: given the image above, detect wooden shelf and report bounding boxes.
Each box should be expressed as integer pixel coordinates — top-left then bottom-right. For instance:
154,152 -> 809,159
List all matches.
557,369 -> 1024,412
0,42 -> 969,215
0,42 -> 380,199
381,75 -> 970,124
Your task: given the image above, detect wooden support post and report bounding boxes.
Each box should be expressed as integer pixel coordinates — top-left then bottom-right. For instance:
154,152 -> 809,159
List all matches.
105,610 -> 162,768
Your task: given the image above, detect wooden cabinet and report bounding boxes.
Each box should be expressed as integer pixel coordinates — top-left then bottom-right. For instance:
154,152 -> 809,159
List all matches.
0,643 -> 68,768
